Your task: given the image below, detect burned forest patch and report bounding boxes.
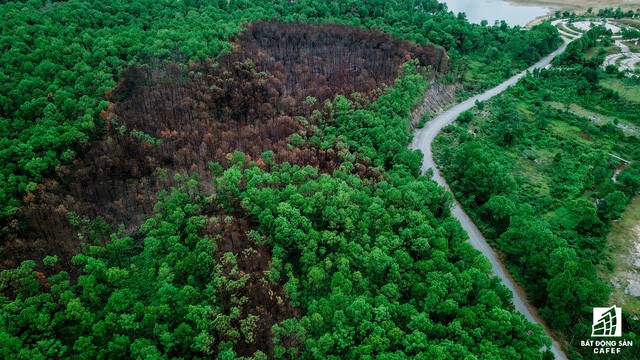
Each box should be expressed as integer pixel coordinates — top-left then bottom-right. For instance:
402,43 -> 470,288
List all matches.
1,21 -> 447,273
0,20 -> 449,359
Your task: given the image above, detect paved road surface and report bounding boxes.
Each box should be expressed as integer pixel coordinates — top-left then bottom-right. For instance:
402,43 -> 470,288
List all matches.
410,38 -> 573,360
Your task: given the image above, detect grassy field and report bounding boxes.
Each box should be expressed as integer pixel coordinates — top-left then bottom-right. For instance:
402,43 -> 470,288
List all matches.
546,101 -> 639,135
565,22 -> 585,33
601,78 -> 640,103
549,119 -> 595,145
556,21 -> 582,34
615,18 -> 640,30
600,195 -> 640,314
585,44 -> 619,60
624,42 -> 640,53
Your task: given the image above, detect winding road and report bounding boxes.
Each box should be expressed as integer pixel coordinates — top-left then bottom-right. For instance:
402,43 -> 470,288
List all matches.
410,38 -> 574,360
553,18 -> 640,76
603,39 -> 640,75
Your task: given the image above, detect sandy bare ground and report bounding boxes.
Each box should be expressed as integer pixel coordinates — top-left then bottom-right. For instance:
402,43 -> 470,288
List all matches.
602,195 -> 640,313
510,0 -> 640,11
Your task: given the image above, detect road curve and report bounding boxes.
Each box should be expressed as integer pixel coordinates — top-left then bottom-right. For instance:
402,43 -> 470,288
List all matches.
410,38 -> 574,360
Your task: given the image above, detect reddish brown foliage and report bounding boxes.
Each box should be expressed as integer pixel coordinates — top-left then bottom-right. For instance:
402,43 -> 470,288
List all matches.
0,20 -> 448,357
1,22 -> 448,273
222,21 -> 448,107
206,215 -> 299,357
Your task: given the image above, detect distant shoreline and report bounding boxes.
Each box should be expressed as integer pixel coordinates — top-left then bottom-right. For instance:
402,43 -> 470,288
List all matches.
524,14 -> 554,28
508,0 -> 640,28
507,0 -> 640,12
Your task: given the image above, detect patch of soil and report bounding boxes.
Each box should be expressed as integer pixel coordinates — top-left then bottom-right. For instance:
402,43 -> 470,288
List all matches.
410,82 -> 461,128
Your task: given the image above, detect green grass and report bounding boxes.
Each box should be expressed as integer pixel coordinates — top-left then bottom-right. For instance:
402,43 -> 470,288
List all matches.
556,22 -> 581,36
549,119 -> 593,146
565,23 -> 584,34
600,195 -> 640,315
585,46 -> 599,60
586,44 -> 620,61
514,152 -> 552,196
549,102 -> 599,119
463,58 -> 505,88
568,103 -> 610,120
514,102 -> 534,117
546,101 -> 639,135
624,42 -> 640,53
614,19 -> 640,30
601,78 -> 640,104
605,45 -> 622,55
545,101 -> 566,110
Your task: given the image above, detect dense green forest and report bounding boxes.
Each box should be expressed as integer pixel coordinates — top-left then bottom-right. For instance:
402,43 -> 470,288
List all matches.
434,26 -> 640,359
1,70 -> 552,357
0,0 -> 573,358
0,0 -> 560,224
1,54 -> 553,359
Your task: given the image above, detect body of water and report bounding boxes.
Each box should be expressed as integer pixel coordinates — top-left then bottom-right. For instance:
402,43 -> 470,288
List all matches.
441,0 -> 550,27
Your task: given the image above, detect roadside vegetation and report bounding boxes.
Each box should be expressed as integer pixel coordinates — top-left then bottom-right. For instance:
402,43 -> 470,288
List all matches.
434,26 -> 640,359
602,195 -> 640,315
601,77 -> 640,102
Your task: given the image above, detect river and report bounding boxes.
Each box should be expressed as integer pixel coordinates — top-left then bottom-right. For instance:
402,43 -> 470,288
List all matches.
441,0 -> 550,26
